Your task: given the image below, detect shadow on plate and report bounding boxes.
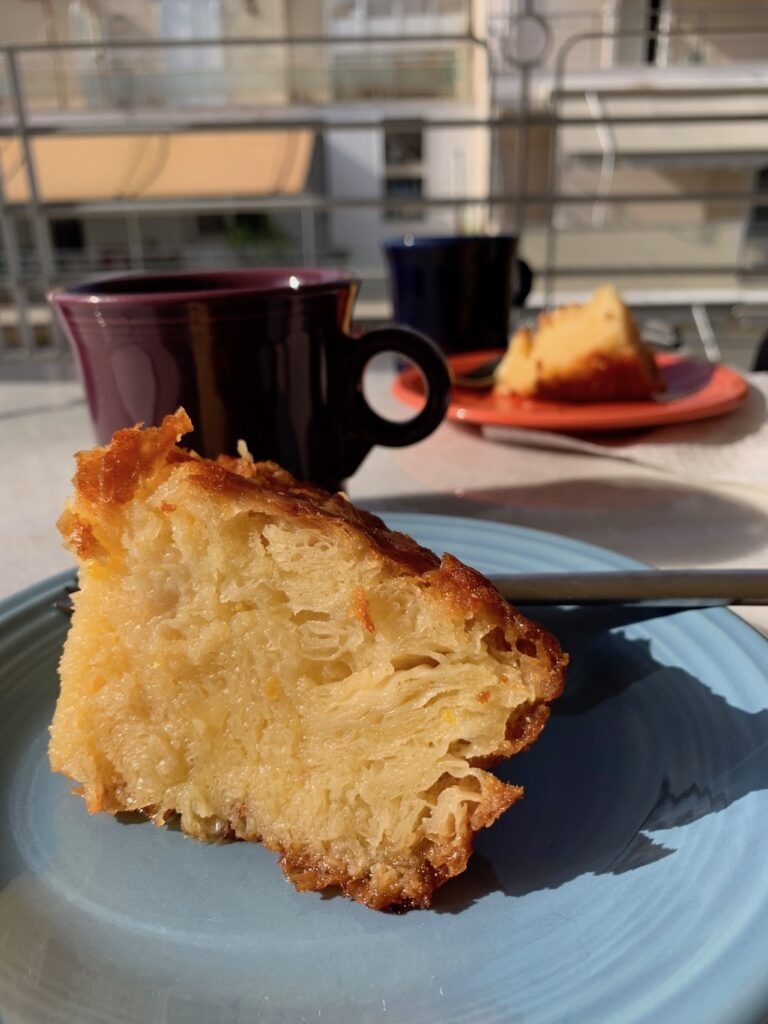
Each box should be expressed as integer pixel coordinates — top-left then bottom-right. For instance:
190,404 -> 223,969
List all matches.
367,478 -> 768,565
108,604 -> 768,917
432,607 -> 768,913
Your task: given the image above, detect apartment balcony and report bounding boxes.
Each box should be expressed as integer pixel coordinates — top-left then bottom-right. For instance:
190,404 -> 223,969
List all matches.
2,14 -> 768,372
0,35 -> 478,127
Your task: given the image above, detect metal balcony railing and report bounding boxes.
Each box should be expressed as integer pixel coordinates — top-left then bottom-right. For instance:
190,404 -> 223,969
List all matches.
1,9 -> 768,367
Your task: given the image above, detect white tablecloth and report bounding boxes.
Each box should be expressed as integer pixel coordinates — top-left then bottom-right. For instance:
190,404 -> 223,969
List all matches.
484,374 -> 768,490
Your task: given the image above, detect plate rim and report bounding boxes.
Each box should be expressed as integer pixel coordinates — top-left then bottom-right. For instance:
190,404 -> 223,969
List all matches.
0,568 -> 75,629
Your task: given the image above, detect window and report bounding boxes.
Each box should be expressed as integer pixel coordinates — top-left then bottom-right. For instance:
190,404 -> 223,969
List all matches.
401,0 -> 433,13
330,0 -> 358,17
749,166 -> 768,230
385,129 -> 423,166
645,0 -> 663,64
369,0 -> 395,15
51,219 -> 85,250
383,123 -> 425,221
196,214 -> 226,236
161,0 -> 223,104
373,0 -> 431,13
384,177 -> 425,221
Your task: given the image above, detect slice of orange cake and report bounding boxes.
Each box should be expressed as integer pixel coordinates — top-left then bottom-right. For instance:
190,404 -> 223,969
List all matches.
495,285 -> 664,402
49,411 -> 566,910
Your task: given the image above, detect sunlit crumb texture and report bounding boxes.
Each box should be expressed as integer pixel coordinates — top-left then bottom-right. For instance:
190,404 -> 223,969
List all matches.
50,410 -> 566,910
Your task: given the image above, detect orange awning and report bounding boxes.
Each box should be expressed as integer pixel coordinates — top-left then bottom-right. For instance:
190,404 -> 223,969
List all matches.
0,130 -> 314,203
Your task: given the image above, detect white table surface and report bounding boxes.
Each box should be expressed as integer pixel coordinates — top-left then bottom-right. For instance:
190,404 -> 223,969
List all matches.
2,371 -> 767,638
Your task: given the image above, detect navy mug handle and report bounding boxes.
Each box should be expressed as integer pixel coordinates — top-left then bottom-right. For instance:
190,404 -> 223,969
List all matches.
341,325 -> 451,473
512,257 -> 533,308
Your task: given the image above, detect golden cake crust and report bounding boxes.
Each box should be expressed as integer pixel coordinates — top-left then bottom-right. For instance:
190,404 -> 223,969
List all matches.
53,410 -> 567,910
532,349 -> 662,403
63,410 -> 564,706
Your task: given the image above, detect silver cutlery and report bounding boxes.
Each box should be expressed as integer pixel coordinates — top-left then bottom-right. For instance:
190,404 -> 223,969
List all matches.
491,570 -> 768,607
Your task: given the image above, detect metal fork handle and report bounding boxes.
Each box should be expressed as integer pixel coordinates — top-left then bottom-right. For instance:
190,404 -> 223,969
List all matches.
490,570 -> 768,607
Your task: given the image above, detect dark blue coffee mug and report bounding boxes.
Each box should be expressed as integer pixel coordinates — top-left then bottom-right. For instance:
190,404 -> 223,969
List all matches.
383,234 -> 533,356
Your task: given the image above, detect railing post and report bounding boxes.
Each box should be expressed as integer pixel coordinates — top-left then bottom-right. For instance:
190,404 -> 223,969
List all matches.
125,214 -> 145,271
0,154 -> 35,353
6,47 -> 62,347
300,206 -> 317,266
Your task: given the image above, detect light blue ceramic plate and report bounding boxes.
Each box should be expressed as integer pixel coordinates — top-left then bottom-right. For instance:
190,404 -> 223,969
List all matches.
1,515 -> 767,1024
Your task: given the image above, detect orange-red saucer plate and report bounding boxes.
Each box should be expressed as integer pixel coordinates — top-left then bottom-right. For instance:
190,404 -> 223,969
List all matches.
392,350 -> 749,432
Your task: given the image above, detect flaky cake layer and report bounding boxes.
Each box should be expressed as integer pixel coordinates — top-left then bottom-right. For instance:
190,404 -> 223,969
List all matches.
50,411 -> 566,909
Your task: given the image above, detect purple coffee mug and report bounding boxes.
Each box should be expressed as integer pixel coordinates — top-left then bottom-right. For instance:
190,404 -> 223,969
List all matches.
50,269 -> 451,492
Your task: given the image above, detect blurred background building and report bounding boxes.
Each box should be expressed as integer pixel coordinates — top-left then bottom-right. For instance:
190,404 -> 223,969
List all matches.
1,0 -> 767,368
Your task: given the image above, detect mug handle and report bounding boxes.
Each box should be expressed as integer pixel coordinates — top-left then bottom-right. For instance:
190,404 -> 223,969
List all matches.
340,324 -> 451,474
512,257 -> 533,307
